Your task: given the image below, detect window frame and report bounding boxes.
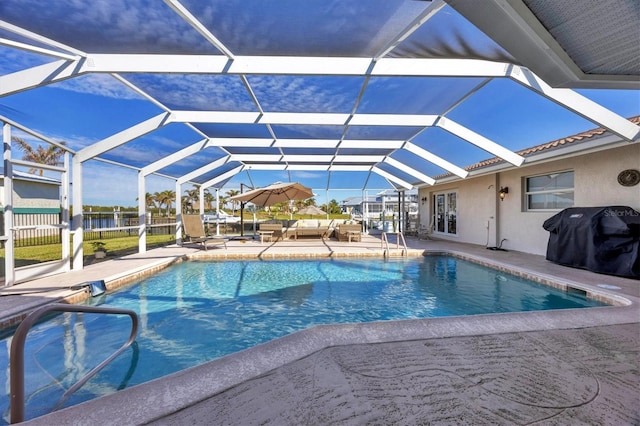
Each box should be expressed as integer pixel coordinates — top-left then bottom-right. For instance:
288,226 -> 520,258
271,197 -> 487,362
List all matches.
523,169 -> 575,212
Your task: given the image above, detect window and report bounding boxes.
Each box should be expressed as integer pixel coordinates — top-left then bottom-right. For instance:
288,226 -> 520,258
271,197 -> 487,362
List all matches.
524,170 -> 574,211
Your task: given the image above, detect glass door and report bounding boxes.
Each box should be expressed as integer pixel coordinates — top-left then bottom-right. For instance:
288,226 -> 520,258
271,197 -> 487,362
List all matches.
434,191 -> 457,235
435,194 -> 445,233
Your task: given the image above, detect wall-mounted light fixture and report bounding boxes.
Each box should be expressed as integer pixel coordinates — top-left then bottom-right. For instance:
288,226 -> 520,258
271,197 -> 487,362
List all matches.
499,187 -> 509,201
421,196 -> 427,205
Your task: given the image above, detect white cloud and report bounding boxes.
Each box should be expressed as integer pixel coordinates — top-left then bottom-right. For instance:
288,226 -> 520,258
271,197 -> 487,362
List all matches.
55,74 -> 144,100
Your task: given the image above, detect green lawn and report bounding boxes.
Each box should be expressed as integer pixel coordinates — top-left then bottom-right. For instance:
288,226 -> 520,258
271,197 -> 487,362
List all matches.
0,234 -> 176,273
0,213 -> 351,276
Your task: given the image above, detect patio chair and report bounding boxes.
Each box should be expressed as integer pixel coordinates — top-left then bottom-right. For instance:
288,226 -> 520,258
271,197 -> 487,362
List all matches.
336,223 -> 362,242
182,214 -> 227,250
418,218 -> 434,240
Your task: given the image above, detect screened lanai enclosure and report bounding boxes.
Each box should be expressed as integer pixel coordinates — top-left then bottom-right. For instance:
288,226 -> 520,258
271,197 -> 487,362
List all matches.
1,0 -> 638,284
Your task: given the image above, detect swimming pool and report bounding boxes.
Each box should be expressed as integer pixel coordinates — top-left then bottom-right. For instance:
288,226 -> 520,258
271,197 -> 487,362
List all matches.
0,255 -> 608,423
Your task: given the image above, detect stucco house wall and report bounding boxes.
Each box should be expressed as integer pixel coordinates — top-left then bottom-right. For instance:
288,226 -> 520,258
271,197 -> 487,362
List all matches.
0,173 -> 61,212
420,143 -> 640,256
8,180 -> 60,210
1,174 -> 62,238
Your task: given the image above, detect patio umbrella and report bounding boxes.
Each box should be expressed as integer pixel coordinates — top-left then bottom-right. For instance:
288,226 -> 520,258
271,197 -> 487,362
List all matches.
230,182 -> 313,207
297,205 -> 326,218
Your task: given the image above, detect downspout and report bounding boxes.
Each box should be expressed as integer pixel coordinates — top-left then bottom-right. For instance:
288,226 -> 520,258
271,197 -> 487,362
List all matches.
493,174 -> 501,248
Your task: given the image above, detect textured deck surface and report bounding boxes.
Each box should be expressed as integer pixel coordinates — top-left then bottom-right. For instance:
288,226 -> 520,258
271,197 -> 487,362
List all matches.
155,324 -> 639,425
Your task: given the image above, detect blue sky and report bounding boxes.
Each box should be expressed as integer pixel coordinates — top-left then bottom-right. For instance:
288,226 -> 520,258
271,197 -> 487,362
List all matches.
0,1 -> 638,208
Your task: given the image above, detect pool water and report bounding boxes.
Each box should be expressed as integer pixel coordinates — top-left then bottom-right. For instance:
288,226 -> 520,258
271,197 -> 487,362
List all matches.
0,256 -> 607,422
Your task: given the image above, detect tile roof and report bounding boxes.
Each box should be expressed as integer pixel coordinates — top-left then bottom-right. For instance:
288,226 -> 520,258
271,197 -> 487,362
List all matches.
435,115 -> 640,180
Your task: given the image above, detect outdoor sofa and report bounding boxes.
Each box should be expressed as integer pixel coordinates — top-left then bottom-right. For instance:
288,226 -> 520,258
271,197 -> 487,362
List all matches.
259,219 -> 361,241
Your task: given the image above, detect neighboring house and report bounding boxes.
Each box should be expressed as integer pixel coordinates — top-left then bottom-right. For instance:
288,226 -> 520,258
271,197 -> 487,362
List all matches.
418,117 -> 640,256
342,189 -> 418,220
0,170 -> 62,238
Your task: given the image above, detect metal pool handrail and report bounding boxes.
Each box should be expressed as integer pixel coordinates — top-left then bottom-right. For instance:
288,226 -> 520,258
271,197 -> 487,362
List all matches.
381,231 -> 408,257
9,303 -> 139,424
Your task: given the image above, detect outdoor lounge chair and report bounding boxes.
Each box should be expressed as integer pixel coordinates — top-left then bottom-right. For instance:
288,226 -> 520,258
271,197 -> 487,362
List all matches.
182,214 -> 227,250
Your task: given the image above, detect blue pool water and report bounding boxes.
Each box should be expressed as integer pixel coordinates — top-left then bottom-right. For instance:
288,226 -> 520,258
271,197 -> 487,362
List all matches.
0,256 -> 607,422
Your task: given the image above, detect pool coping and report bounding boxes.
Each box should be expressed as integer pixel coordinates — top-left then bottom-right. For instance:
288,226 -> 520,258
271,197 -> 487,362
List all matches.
18,247 -> 639,425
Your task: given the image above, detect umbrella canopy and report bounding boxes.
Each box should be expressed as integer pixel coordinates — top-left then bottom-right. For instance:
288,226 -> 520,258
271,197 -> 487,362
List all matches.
297,205 -> 326,216
230,182 -> 313,207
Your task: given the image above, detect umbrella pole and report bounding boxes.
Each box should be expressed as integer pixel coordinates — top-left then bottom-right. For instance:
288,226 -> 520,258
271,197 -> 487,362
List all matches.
240,183 -> 246,237
240,202 -> 244,237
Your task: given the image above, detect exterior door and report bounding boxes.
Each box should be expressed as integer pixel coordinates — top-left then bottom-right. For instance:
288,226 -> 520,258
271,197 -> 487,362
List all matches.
434,191 -> 457,235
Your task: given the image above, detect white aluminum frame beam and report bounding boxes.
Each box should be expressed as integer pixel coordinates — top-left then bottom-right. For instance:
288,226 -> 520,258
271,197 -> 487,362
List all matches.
0,19 -> 85,59
284,155 -> 334,163
2,123 -> 15,286
383,157 -> 436,185
76,112 -> 171,163
170,111 -> 440,127
207,138 -> 275,148
333,155 -> 386,163
339,140 -> 404,149
0,57 -> 509,97
137,171 -> 147,254
0,37 -> 78,60
274,139 -> 339,148
231,154 -> 282,162
287,164 -> 329,171
329,165 -> 372,172
436,117 -> 525,166
374,0 -> 445,59
371,167 -> 413,190
163,0 -> 234,59
201,165 -> 244,189
206,138 -> 405,149
244,164 -> 287,170
508,66 -> 640,141
404,142 -> 469,178
50,55 -> 510,77
177,156 -> 230,185
142,138 -> 210,176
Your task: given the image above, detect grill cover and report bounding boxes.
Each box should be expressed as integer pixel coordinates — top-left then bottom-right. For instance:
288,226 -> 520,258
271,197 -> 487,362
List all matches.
542,206 -> 640,278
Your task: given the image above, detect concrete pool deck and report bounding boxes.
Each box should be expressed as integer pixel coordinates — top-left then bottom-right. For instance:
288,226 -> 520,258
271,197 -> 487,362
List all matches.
1,234 -> 638,425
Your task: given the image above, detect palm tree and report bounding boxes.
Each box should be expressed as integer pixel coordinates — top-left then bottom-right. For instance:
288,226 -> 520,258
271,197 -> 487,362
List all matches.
12,136 -> 66,176
135,192 -> 157,212
183,186 -> 200,212
154,190 -> 175,216
225,189 -> 240,214
218,195 -> 228,212
203,190 -> 214,211
181,195 -> 193,213
146,192 -> 157,211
